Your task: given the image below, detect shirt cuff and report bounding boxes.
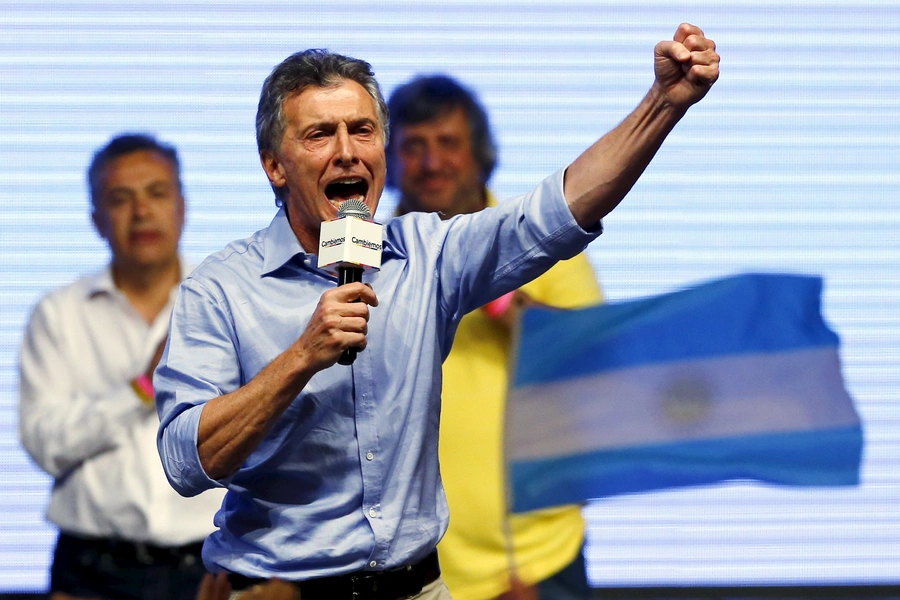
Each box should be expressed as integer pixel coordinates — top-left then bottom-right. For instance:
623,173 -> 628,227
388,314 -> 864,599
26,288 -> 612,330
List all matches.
159,402 -> 233,496
538,167 -> 603,259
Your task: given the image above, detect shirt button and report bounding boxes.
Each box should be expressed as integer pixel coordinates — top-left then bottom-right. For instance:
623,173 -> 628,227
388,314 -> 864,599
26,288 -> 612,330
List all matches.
369,560 -> 377,568
366,452 -> 374,461
368,508 -> 377,518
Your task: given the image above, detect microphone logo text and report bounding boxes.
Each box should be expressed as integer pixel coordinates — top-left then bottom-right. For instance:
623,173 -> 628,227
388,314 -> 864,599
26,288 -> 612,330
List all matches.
352,237 -> 382,252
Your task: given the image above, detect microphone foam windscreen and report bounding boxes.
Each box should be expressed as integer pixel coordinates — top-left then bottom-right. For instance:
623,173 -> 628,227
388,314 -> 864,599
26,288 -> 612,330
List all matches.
337,199 -> 371,221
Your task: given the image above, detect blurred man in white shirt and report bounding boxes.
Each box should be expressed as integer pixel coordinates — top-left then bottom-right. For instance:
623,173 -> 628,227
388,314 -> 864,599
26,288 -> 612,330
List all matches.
19,133 -> 225,600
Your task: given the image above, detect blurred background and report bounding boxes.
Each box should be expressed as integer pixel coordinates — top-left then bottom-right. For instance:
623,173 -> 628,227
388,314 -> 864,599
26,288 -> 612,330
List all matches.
1,0 -> 898,595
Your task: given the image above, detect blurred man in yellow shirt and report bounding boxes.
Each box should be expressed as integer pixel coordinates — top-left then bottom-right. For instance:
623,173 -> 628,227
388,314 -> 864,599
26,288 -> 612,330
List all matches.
387,75 -> 602,600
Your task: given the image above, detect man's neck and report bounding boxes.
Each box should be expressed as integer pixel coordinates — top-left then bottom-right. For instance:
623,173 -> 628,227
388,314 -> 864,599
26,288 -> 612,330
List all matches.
112,257 -> 182,324
286,213 -> 319,258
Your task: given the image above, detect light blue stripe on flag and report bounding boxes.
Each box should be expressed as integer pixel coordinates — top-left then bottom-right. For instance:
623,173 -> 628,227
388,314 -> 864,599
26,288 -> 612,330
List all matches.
506,273 -> 863,513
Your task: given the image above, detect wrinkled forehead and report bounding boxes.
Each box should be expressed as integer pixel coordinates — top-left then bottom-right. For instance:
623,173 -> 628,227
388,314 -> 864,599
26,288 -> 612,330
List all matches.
284,79 -> 383,128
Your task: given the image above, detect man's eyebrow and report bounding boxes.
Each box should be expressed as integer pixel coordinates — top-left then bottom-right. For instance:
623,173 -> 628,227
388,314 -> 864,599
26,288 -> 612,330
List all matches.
147,180 -> 177,192
349,117 -> 377,128
303,117 -> 378,132
146,178 -> 175,186
105,179 -> 172,195
104,185 -> 136,196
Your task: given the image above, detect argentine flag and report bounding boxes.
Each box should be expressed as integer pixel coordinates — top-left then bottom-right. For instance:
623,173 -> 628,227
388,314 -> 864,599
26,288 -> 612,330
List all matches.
505,273 -> 863,513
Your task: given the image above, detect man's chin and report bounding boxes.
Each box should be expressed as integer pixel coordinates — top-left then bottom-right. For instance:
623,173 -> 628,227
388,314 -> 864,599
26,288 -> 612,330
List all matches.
116,250 -> 180,273
407,192 -> 456,215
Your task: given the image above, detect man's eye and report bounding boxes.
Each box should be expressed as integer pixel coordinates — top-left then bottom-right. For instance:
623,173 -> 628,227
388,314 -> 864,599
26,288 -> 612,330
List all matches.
400,141 -> 424,156
106,195 -> 128,208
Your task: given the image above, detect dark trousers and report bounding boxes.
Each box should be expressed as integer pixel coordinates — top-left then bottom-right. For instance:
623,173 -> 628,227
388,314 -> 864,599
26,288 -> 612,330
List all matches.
535,544 -> 592,600
50,532 -> 207,600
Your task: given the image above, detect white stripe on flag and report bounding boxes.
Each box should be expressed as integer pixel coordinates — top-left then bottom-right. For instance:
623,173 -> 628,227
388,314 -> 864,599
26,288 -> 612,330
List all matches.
506,346 -> 857,462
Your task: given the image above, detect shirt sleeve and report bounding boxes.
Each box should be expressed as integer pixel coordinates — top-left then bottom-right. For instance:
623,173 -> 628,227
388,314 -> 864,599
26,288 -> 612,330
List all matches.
18,296 -> 147,479
519,251 -> 604,310
155,276 -> 241,497
437,167 -> 603,322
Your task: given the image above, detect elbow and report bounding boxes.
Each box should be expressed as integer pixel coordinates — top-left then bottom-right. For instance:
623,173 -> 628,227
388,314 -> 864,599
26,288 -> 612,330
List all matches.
198,452 -> 234,483
19,420 -> 68,479
161,464 -> 205,498
157,416 -> 217,498
157,438 -> 209,498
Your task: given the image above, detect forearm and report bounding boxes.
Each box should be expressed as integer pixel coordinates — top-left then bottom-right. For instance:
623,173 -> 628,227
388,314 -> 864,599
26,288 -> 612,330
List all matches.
159,278 -> 375,486
20,383 -> 145,478
566,23 -> 720,226
565,83 -> 684,228
18,304 -> 147,478
197,342 -> 316,480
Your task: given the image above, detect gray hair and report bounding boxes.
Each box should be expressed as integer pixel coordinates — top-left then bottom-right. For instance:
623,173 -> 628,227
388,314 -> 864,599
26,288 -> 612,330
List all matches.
256,49 -> 390,204
88,133 -> 181,209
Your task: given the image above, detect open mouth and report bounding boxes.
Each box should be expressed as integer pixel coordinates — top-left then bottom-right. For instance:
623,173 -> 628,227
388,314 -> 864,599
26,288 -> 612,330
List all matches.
325,178 -> 369,205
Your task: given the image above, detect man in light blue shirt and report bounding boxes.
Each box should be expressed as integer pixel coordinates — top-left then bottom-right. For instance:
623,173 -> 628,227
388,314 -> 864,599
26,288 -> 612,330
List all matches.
156,25 -> 719,599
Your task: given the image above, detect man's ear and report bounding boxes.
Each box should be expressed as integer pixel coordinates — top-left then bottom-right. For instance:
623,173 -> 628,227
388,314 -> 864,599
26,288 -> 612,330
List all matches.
260,150 -> 287,189
176,193 -> 186,233
91,210 -> 109,241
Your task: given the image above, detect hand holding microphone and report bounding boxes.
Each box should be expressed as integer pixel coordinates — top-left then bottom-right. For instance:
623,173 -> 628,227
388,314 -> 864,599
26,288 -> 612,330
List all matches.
318,199 -> 383,365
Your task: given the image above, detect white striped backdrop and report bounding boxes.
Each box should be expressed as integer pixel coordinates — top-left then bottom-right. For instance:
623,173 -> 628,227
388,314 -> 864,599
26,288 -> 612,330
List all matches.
1,0 -> 898,591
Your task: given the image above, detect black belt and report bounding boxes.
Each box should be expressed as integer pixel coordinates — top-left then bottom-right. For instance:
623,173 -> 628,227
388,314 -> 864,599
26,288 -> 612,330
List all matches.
229,551 -> 441,600
57,532 -> 204,567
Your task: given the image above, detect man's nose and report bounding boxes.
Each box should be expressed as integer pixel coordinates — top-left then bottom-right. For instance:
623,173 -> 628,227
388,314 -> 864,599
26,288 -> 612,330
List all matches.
133,195 -> 152,218
334,129 -> 358,165
421,144 -> 442,171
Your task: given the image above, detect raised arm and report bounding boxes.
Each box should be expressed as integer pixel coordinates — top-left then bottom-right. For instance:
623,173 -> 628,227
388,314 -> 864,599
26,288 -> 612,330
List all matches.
565,23 -> 720,228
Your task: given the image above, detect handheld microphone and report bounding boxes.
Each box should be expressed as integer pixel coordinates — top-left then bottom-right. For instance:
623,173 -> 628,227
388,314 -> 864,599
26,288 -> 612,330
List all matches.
318,199 -> 383,365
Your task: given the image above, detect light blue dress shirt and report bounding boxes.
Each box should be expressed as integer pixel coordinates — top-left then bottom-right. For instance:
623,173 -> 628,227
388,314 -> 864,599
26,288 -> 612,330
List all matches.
155,168 -> 600,579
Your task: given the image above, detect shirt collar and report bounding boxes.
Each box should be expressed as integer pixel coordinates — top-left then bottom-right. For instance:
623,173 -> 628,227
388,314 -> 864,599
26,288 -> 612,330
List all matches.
85,266 -> 118,298
261,206 -> 404,276
261,207 -> 312,277
85,256 -> 191,299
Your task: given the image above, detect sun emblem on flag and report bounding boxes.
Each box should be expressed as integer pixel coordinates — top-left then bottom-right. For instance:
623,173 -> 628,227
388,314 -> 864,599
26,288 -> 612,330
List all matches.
661,373 -> 715,427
